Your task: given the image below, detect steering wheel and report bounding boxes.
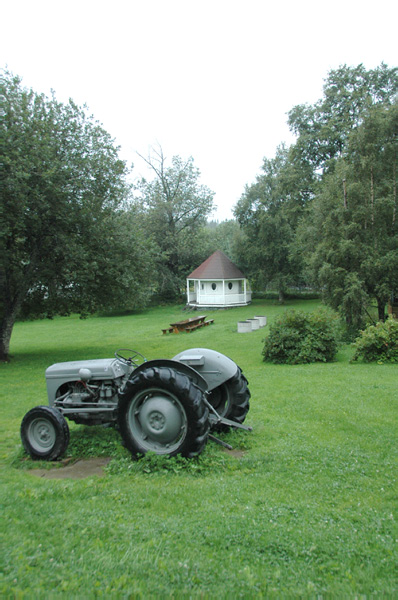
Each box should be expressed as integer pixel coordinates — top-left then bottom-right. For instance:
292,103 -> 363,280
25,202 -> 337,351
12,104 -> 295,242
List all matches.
115,348 -> 147,367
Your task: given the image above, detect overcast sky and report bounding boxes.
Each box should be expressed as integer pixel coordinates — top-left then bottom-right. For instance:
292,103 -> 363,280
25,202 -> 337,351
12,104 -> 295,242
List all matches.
2,0 -> 397,220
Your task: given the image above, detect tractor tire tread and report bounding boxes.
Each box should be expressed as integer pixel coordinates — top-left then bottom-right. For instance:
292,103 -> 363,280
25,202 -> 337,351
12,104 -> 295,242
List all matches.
118,366 -> 209,458
20,405 -> 70,461
209,367 -> 250,431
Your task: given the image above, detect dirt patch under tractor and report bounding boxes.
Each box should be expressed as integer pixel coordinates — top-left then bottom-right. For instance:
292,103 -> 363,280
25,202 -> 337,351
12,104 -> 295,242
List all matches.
29,457 -> 111,479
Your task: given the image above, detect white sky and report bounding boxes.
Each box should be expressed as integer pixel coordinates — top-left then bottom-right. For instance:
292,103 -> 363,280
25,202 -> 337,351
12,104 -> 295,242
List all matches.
2,0 -> 397,220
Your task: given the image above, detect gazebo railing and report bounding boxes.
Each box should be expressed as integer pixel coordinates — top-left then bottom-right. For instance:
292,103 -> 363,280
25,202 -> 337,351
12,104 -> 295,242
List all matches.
187,291 -> 251,305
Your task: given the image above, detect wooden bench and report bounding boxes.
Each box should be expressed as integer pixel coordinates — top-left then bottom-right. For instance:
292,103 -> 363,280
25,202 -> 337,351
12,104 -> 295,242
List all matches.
185,319 -> 214,332
169,315 -> 206,333
164,316 -> 214,334
185,323 -> 204,332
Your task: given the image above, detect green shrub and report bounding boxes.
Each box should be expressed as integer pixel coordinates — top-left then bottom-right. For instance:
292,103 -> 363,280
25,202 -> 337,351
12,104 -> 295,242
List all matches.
262,309 -> 339,364
351,318 -> 398,363
253,289 -> 321,301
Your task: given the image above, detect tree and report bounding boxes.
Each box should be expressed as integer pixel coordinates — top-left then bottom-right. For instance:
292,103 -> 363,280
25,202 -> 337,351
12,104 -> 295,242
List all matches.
288,63 -> 398,172
302,102 -> 398,333
137,146 -> 215,300
1,72 -> 154,360
234,144 -> 313,301
286,63 -> 398,332
205,219 -> 243,265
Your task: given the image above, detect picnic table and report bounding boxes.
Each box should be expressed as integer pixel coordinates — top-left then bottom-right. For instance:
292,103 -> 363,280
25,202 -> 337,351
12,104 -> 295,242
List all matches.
162,315 -> 214,334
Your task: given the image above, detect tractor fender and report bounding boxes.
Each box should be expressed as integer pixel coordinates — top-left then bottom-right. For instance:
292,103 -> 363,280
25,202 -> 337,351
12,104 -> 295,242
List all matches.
172,348 -> 238,392
127,359 -> 208,393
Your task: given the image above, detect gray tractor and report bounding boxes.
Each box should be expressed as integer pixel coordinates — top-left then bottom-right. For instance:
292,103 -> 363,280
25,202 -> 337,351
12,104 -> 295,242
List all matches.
20,347 -> 251,460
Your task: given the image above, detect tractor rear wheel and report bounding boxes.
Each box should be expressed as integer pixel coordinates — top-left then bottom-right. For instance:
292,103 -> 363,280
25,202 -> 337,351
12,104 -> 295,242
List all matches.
207,367 -> 250,429
118,366 -> 209,458
20,406 -> 70,460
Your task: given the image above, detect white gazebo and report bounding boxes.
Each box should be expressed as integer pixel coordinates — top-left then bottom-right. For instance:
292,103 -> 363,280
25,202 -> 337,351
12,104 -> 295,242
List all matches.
186,250 -> 251,308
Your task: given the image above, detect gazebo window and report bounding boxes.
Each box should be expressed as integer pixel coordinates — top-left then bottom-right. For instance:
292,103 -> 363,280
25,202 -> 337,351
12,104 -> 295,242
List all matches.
228,282 -> 233,290
211,283 -> 217,290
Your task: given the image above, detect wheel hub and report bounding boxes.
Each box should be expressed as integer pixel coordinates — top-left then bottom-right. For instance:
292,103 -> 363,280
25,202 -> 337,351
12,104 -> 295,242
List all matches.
37,424 -> 51,442
148,411 -> 166,431
29,418 -> 56,451
138,394 -> 184,444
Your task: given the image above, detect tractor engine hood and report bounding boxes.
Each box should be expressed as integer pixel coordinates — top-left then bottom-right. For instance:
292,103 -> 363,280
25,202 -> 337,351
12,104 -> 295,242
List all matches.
46,358 -> 127,382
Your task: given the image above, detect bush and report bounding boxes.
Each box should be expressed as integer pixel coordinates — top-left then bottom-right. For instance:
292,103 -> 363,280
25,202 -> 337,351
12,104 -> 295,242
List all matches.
252,289 -> 321,301
262,309 -> 339,364
351,318 -> 398,363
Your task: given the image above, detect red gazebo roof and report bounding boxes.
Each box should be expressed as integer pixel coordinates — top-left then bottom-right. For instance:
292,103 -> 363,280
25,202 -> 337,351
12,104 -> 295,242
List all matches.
187,251 -> 246,280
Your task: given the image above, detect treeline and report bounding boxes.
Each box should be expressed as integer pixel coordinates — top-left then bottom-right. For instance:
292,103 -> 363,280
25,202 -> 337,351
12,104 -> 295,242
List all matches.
235,63 -> 398,335
1,65 -> 397,359
1,72 -> 236,359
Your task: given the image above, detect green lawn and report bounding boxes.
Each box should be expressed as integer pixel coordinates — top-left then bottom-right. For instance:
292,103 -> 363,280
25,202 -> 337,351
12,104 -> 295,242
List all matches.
1,300 -> 397,597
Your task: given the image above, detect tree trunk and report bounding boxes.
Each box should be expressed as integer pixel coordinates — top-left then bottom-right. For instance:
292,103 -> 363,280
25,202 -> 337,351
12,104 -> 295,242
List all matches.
343,178 -> 347,209
393,149 -> 397,226
376,297 -> 386,322
0,306 -> 18,362
370,166 -> 375,228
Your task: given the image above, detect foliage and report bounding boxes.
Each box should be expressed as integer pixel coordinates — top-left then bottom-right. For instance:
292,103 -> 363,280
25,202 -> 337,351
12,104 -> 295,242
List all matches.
235,144 -> 314,301
262,309 -> 339,364
205,219 -> 243,265
137,146 -> 215,300
1,300 -> 397,596
255,63 -> 398,332
301,102 -> 398,333
351,317 -> 398,363
253,289 -> 321,300
0,71 -> 156,360
288,63 -> 398,171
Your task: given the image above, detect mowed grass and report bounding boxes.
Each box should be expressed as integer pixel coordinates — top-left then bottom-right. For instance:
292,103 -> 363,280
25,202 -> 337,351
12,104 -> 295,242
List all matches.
1,300 -> 397,597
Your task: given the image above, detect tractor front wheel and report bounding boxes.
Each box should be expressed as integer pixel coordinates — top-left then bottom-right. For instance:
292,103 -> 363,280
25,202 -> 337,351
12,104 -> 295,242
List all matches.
118,366 -> 209,458
20,406 -> 70,460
